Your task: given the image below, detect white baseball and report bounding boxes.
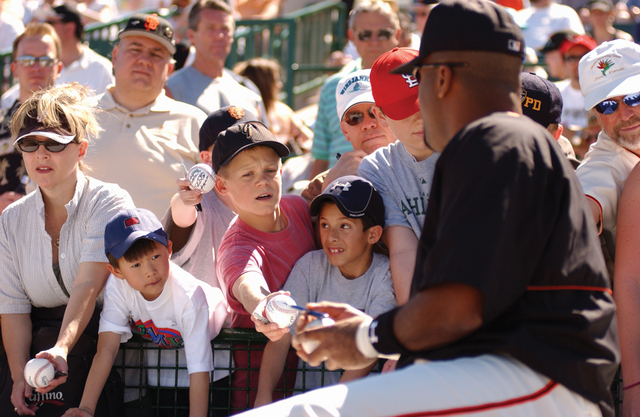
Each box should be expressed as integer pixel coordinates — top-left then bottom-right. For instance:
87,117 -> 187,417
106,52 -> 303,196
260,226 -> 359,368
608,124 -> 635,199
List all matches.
301,317 -> 335,354
265,295 -> 299,328
187,163 -> 215,193
24,358 -> 55,389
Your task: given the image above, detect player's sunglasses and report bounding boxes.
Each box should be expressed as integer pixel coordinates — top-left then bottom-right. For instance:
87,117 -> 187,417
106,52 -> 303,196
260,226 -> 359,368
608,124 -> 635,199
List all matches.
14,55 -> 57,68
343,108 -> 376,126
594,92 -> 640,115
17,138 -> 69,153
411,62 -> 469,82
357,28 -> 394,42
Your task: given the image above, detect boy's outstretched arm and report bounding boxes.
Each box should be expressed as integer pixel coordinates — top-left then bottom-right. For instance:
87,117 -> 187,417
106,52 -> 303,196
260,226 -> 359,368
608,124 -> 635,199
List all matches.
61,332 -> 121,417
383,226 -> 419,306
189,371 -> 210,417
232,272 -> 290,341
255,334 -> 292,407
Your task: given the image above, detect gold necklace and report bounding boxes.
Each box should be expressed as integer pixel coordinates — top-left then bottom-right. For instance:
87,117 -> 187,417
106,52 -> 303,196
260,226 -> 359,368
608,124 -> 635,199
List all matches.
54,238 -> 59,248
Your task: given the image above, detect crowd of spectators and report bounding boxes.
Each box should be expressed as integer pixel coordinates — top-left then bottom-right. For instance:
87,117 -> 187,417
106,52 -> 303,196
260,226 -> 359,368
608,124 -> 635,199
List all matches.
0,0 -> 638,416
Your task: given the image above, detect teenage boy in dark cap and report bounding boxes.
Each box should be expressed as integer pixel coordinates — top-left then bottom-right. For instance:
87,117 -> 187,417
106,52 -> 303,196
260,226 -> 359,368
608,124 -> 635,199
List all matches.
255,176 -> 397,406
521,71 -> 578,163
237,1 -> 619,416
213,122 -> 315,409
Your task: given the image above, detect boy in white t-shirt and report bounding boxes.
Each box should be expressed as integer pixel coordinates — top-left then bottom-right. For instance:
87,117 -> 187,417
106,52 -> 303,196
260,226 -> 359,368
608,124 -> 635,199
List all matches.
64,208 -> 228,417
254,176 -> 397,407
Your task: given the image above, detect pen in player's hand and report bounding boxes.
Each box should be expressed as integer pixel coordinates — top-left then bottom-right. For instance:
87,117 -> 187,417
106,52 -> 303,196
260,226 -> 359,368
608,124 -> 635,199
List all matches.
336,153 -> 342,161
291,305 -> 329,319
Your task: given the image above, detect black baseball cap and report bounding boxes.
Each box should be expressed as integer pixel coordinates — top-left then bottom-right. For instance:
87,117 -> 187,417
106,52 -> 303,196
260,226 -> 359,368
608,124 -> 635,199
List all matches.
119,13 -> 175,55
211,122 -> 289,173
521,72 -> 563,128
52,4 -> 83,28
392,0 -> 525,75
310,176 -> 385,228
104,208 -> 169,258
199,106 -> 258,152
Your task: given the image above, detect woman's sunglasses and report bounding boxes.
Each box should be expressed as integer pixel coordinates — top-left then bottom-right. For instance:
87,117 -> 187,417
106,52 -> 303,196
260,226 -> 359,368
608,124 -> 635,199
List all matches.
17,138 -> 69,153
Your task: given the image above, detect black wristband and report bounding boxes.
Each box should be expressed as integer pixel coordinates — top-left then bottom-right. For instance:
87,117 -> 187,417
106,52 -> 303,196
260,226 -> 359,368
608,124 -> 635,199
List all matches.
371,308 -> 412,356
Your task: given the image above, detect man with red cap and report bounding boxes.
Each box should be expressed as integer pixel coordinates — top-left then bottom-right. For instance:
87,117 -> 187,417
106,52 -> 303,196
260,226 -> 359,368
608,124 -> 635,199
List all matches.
555,34 -> 597,136
358,47 -> 438,305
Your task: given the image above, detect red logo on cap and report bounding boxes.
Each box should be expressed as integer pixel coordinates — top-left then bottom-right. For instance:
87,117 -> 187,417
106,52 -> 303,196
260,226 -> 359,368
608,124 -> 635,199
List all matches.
124,217 -> 140,227
597,59 -> 614,76
228,107 -> 245,119
144,15 -> 159,32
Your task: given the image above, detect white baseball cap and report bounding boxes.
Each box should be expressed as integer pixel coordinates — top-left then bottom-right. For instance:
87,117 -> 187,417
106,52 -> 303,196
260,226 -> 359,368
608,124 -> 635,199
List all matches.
335,69 -> 374,121
579,39 -> 640,110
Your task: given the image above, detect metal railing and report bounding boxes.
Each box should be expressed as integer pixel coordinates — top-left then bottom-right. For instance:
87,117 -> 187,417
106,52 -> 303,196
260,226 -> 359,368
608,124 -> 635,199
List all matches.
0,1 -> 346,111
117,328 -> 379,416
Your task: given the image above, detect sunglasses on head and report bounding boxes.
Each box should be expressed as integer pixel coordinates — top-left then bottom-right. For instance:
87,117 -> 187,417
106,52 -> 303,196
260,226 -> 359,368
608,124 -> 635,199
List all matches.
17,138 -> 69,153
343,108 -> 376,126
594,92 -> 640,115
14,55 -> 57,68
357,28 -> 394,42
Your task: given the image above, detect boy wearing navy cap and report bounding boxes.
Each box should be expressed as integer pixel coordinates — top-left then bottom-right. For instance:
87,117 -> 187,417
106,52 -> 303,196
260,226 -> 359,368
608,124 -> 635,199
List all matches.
66,208 -> 228,417
255,176 -> 397,406
213,122 -> 316,408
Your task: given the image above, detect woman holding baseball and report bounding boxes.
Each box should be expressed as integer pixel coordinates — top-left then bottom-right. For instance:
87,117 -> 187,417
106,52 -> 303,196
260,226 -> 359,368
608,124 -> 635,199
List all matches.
0,84 -> 134,416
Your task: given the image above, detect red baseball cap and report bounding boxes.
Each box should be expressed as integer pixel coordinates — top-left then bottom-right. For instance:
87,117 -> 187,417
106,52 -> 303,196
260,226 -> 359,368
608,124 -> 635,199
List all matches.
370,48 -> 420,120
559,34 -> 596,56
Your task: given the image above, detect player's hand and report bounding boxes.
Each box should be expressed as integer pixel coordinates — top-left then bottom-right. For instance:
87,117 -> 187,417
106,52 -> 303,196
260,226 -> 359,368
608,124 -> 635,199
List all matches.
34,347 -> 68,393
322,150 -> 367,191
176,178 -> 203,207
252,291 -> 291,342
11,377 -> 37,416
62,407 -> 94,417
0,191 -> 23,214
292,301 -> 377,371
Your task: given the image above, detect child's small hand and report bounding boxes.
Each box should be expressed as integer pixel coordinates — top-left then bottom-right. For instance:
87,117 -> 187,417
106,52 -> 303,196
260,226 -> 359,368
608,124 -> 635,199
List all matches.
382,359 -> 397,373
251,313 -> 290,342
176,178 -> 203,207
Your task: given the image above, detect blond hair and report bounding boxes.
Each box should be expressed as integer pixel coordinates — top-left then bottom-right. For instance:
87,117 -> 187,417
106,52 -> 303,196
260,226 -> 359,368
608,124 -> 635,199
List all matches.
349,0 -> 400,32
11,83 -> 102,173
12,22 -> 62,61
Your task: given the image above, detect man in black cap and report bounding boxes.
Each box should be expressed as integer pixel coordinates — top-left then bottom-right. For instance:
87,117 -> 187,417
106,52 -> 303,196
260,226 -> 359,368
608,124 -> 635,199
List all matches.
82,13 -> 207,219
43,3 -> 113,95
236,1 -> 619,416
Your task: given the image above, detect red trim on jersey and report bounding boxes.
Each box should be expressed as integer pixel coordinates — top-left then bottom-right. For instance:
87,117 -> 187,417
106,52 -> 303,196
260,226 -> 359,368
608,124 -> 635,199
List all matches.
390,380 -> 559,417
584,195 -> 603,235
527,285 -> 612,295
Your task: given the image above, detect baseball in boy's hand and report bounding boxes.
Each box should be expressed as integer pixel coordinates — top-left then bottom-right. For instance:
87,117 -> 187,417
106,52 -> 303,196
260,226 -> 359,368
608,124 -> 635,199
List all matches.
265,294 -> 299,328
300,317 -> 336,354
187,163 -> 215,193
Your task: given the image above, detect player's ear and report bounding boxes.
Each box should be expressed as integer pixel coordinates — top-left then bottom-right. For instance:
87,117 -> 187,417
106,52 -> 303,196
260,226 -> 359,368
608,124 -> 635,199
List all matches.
367,225 -> 383,244
107,264 -> 125,280
200,150 -> 212,165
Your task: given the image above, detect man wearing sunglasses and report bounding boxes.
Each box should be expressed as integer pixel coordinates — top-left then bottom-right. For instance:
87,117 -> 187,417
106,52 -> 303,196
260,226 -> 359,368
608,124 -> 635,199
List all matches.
575,40 -> 640,262
0,22 -> 62,214
308,0 -> 400,182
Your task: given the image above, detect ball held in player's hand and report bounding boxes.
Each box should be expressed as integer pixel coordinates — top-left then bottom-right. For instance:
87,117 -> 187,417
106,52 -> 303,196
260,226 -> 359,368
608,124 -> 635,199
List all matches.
301,317 -> 335,354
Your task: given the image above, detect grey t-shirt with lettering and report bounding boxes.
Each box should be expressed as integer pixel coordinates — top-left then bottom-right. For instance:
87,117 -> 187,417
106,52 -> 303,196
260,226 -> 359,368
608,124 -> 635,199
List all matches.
358,142 -> 439,239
